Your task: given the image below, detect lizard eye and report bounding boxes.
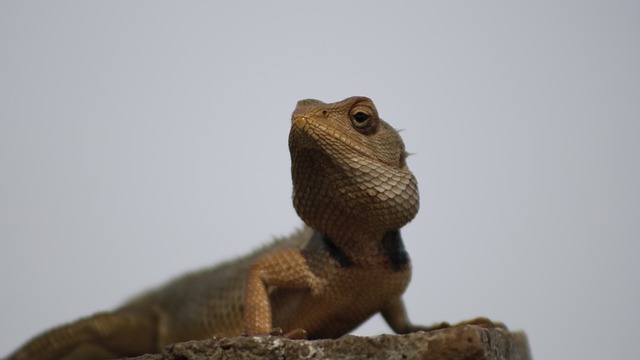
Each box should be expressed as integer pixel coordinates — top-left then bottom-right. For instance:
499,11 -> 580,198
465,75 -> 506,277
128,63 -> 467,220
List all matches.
349,102 -> 378,134
351,111 -> 371,129
353,112 -> 369,123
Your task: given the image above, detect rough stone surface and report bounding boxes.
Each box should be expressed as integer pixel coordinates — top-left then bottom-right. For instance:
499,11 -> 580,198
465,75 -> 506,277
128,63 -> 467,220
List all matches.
122,325 -> 531,360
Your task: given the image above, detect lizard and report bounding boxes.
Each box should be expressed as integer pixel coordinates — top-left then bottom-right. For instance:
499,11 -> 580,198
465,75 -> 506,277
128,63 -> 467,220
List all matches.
8,96 -> 468,360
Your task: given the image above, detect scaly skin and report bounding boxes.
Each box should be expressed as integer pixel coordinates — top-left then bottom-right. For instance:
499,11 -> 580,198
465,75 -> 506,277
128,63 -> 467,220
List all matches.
8,96 -> 446,360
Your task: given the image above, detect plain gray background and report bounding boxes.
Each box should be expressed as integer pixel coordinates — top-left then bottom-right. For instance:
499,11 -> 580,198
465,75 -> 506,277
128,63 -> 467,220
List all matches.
1,2 -> 638,359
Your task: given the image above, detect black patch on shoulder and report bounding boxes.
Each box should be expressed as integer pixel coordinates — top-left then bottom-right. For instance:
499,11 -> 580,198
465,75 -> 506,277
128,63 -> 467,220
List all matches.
381,230 -> 410,271
323,235 -> 353,268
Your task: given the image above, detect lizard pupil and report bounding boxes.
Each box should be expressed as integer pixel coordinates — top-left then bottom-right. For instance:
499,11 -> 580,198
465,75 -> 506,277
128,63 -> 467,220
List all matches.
352,112 -> 369,126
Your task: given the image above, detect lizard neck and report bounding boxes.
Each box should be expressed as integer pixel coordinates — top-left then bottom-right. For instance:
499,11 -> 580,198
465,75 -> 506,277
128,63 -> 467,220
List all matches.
307,229 -> 410,269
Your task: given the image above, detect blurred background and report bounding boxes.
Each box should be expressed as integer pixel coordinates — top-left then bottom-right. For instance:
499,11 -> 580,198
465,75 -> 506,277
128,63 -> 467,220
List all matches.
1,2 -> 638,359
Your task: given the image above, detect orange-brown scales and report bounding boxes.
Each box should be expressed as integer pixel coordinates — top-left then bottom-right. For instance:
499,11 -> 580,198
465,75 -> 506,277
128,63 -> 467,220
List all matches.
9,97 -> 451,360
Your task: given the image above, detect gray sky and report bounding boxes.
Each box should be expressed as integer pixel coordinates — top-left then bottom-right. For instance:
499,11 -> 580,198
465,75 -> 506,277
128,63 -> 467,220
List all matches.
1,2 -> 638,359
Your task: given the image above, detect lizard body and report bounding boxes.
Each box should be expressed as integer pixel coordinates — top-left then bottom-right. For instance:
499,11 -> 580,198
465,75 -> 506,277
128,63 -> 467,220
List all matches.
9,96 -> 439,360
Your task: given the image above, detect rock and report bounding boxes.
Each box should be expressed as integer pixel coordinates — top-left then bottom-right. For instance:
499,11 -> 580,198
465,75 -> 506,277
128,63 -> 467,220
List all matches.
124,325 -> 531,360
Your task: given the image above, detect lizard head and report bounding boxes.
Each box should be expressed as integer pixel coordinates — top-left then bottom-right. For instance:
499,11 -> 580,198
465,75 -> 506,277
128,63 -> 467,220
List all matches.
288,96 -> 419,242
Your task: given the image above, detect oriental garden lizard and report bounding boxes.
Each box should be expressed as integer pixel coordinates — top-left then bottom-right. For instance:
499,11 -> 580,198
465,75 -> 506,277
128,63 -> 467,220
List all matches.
8,96 -> 494,360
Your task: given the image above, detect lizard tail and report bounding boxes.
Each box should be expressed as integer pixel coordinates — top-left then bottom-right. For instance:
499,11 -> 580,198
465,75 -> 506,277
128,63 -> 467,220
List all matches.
8,310 -> 158,360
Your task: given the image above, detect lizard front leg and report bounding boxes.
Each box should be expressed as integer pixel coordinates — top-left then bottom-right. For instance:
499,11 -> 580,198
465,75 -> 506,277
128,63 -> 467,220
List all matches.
244,248 -> 318,337
381,298 -> 449,334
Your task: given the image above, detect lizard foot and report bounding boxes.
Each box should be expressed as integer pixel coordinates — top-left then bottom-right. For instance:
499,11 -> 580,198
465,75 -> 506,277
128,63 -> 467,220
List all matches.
408,321 -> 451,332
283,328 -> 308,340
261,327 -> 307,339
453,317 -> 508,330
